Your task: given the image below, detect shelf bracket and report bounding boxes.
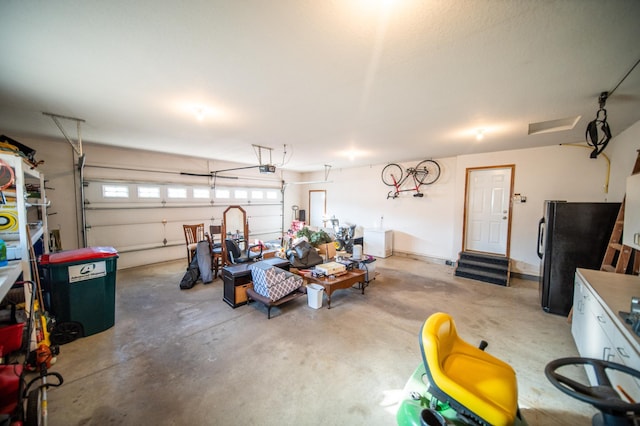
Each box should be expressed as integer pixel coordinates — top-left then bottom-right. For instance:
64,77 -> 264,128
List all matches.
42,112 -> 85,156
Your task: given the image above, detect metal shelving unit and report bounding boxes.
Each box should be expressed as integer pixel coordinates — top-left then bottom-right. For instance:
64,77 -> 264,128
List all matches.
0,153 -> 48,300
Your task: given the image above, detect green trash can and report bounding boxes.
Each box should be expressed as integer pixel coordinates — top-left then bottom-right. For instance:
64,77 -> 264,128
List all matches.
40,246 -> 118,338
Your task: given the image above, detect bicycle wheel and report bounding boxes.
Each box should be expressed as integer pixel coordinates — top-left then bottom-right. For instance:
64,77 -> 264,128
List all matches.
381,163 -> 403,186
414,160 -> 440,185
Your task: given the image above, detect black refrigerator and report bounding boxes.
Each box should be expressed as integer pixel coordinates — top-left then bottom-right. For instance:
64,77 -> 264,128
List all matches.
537,201 -> 620,316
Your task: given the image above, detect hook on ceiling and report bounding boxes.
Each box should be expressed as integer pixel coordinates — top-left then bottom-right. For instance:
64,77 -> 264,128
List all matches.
324,164 -> 332,181
42,112 -> 86,156
586,92 -> 612,159
585,56 -> 640,159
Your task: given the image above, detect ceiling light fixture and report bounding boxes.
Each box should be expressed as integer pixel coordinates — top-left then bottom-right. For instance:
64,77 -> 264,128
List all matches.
476,129 -> 484,141
342,148 -> 366,161
195,107 -> 206,121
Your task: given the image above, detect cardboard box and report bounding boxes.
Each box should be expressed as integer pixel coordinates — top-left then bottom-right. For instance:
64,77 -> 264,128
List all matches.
315,261 -> 346,275
316,242 -> 336,260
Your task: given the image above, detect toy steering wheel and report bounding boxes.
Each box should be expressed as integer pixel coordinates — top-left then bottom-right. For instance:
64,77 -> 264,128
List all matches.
545,357 -> 640,414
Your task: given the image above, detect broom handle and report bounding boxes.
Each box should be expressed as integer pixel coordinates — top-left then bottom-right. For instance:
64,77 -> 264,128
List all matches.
25,225 -> 45,311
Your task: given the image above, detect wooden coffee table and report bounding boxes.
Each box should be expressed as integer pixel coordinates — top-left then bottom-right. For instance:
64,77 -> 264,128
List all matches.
301,269 -> 367,309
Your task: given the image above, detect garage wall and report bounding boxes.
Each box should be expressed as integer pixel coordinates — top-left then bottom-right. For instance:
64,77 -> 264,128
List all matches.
13,118 -> 640,275
301,159 -> 457,258
16,138 -> 304,269
297,120 -> 640,276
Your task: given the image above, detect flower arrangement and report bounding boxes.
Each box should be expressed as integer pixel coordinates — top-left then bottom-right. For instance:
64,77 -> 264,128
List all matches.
296,227 -> 333,247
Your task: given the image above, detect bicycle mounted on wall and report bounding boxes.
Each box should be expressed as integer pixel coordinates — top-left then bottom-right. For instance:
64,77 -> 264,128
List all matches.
381,160 -> 440,199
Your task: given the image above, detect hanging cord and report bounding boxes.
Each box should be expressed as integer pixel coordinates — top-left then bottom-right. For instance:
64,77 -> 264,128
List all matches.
608,57 -> 640,98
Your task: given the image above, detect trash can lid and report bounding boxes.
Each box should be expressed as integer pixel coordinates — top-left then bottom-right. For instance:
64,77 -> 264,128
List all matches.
307,283 -> 325,291
40,246 -> 118,264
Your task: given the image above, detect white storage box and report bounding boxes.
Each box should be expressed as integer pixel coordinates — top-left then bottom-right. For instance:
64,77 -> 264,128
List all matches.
6,243 -> 20,260
363,228 -> 393,258
315,261 -> 346,276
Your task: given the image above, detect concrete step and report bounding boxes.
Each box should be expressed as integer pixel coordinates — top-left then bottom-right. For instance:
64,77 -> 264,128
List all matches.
454,266 -> 509,286
456,258 -> 509,273
455,251 -> 510,286
458,251 -> 509,266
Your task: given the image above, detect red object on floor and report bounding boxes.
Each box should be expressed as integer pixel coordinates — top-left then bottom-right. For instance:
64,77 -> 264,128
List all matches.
0,323 -> 25,357
0,364 -> 23,415
39,246 -> 118,264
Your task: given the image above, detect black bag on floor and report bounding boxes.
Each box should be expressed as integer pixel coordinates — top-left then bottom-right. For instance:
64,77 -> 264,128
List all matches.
180,256 -> 200,290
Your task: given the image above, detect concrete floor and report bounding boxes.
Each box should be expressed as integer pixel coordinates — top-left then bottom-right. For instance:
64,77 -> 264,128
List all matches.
46,256 -> 597,425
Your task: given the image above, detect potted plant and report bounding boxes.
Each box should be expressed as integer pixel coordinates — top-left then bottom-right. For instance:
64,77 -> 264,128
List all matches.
296,227 -> 336,259
296,227 -> 332,247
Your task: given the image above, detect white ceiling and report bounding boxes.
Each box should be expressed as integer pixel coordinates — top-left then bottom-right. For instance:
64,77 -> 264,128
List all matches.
1,1 -> 639,172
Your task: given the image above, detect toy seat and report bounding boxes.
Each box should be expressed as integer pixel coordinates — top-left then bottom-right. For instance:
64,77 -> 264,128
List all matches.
421,313 -> 519,426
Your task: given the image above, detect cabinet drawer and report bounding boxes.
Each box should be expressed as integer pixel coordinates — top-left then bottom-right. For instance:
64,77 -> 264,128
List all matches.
235,282 -> 253,304
586,291 -> 617,338
609,327 -> 640,402
571,281 -> 589,355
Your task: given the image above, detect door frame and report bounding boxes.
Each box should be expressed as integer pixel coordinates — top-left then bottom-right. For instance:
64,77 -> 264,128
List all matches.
462,164 -> 515,256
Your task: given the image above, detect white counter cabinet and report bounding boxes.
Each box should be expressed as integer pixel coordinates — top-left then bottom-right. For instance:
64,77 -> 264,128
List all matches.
623,173 -> 640,250
363,228 -> 392,258
572,268 -> 640,402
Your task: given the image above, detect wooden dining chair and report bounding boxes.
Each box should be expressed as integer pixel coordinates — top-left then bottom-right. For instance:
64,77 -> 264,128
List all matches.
207,225 -> 223,279
183,223 -> 205,266
208,225 -> 223,249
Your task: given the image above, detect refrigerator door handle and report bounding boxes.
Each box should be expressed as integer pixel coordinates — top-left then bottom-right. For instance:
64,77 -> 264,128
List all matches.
537,217 -> 545,259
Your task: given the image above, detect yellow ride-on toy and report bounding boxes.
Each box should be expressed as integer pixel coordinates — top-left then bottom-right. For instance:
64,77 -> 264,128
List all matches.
396,312 -> 527,426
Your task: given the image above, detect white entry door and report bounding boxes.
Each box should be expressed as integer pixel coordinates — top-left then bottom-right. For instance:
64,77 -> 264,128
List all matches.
309,190 -> 326,228
464,166 -> 513,255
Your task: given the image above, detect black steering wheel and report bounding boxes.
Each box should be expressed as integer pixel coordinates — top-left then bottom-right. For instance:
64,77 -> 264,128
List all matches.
545,357 -> 640,416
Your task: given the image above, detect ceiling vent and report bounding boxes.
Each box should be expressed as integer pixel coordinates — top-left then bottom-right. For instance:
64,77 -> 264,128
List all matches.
528,116 -> 581,135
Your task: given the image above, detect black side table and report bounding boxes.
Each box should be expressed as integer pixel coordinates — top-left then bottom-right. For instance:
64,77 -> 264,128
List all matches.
222,258 -> 290,308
